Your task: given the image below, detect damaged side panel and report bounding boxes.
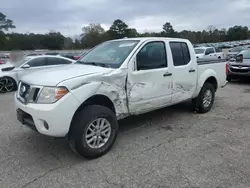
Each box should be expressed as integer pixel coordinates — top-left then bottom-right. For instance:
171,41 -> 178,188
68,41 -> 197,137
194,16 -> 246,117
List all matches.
126,68 -> 173,115
62,69 -> 129,120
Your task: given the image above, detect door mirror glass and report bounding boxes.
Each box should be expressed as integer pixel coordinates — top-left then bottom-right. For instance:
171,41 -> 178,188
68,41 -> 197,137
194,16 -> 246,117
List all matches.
22,64 -> 30,69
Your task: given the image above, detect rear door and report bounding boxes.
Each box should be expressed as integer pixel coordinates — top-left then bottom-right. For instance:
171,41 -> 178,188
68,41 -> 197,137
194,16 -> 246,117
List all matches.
127,40 -> 173,114
169,41 -> 197,103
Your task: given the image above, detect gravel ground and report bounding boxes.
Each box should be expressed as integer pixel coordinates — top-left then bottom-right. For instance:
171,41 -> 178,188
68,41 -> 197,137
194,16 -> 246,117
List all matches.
1,82 -> 250,188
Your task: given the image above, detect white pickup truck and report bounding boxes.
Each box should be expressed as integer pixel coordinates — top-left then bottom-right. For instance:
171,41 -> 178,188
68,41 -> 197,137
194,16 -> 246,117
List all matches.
15,37 -> 227,159
194,47 -> 223,59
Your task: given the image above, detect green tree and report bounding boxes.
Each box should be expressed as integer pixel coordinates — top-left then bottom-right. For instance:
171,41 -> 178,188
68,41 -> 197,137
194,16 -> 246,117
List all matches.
162,22 -> 176,37
108,19 -> 130,39
81,23 -> 107,48
0,12 -> 15,31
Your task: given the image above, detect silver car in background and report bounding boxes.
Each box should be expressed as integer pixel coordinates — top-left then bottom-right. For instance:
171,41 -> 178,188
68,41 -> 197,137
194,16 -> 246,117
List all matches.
0,55 -> 75,93
227,49 -> 250,81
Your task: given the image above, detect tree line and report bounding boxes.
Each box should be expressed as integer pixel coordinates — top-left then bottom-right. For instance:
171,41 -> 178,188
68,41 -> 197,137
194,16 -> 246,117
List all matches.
0,12 -> 250,51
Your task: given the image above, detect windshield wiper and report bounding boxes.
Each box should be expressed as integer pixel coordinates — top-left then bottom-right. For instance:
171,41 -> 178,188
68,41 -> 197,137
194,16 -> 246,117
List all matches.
84,62 -> 106,67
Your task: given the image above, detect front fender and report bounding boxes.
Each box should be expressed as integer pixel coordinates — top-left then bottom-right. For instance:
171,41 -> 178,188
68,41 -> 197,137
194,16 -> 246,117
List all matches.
63,80 -> 128,118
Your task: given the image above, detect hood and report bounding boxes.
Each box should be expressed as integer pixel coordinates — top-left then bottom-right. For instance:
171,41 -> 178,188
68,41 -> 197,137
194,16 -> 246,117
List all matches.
229,59 -> 250,66
21,64 -> 113,86
227,52 -> 239,55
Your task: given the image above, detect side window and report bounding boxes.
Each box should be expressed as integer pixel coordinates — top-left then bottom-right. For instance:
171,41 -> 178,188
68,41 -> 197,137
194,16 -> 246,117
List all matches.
26,57 -> 47,67
181,43 -> 191,64
136,41 -> 167,70
47,57 -> 72,65
170,42 -> 191,66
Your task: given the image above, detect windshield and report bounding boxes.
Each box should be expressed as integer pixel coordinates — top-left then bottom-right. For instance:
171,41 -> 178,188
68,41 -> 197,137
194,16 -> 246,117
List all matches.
239,50 -> 250,59
77,40 -> 140,68
194,48 -> 205,54
230,47 -> 244,52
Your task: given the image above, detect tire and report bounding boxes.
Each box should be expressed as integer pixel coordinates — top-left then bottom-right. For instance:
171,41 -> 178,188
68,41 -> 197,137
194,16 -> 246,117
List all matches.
226,76 -> 231,82
68,105 -> 119,159
192,83 -> 215,113
0,77 -> 17,93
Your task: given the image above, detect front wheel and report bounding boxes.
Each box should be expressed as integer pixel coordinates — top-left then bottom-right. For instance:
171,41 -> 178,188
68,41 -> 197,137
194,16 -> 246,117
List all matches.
68,105 -> 119,159
0,77 -> 17,93
192,83 -> 215,113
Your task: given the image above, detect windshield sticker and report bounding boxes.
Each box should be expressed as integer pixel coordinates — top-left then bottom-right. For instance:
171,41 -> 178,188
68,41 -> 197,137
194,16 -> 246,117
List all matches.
119,43 -> 135,47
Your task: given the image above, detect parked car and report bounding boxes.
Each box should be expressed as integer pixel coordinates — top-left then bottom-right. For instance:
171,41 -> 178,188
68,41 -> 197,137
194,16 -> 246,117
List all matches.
226,46 -> 246,60
15,37 -> 227,159
60,52 -> 86,60
0,55 -> 75,93
44,52 -> 60,56
227,49 -> 250,81
194,47 -> 223,59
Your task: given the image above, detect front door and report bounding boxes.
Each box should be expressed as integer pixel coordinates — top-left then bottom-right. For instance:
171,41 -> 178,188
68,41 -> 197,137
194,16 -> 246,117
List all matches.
127,41 -> 173,114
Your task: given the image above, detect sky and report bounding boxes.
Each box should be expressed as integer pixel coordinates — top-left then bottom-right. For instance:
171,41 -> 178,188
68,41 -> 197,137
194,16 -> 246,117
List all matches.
1,0 -> 250,37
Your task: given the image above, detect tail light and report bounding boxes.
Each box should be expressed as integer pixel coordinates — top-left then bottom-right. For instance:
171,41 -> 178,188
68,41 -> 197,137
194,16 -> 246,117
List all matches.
0,60 -> 5,64
226,63 -> 229,75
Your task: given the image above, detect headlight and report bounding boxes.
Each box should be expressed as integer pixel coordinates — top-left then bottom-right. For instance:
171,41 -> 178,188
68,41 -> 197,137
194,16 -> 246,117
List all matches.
37,86 -> 69,104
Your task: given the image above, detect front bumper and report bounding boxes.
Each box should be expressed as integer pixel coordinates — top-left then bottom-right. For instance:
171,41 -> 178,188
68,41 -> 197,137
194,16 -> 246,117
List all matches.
15,93 -> 80,137
227,68 -> 250,77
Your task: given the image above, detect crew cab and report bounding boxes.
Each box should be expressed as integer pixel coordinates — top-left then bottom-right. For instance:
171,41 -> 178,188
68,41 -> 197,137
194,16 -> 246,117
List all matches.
15,37 -> 227,159
195,47 -> 223,59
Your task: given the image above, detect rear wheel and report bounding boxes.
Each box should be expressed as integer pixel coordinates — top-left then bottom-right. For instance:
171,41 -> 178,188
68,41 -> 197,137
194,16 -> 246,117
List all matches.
68,105 -> 119,159
0,77 -> 17,93
192,83 -> 215,113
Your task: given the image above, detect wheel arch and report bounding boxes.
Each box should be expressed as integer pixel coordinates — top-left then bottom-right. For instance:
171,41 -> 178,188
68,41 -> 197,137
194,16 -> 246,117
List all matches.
69,94 -> 116,136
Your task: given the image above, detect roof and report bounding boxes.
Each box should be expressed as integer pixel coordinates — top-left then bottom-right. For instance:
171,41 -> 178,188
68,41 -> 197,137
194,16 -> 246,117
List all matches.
194,46 -> 214,49
110,37 -> 191,43
25,55 -> 75,61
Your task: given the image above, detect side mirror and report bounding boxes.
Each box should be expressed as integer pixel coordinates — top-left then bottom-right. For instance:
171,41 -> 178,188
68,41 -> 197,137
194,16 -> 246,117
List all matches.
205,51 -> 210,55
22,64 -> 30,69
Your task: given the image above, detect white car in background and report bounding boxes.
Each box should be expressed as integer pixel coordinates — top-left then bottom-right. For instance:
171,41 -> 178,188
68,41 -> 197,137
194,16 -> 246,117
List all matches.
195,47 -> 223,59
0,55 -> 75,93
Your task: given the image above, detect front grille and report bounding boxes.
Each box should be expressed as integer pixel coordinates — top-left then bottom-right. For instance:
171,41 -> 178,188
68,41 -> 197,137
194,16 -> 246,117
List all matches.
18,82 -> 41,104
230,67 -> 250,73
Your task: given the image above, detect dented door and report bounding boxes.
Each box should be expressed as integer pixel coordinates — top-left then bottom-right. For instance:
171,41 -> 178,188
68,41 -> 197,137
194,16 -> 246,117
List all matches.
127,40 -> 173,114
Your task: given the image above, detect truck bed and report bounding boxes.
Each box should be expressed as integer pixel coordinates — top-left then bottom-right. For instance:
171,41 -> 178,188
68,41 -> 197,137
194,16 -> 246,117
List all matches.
197,58 -> 227,65
193,58 -> 227,98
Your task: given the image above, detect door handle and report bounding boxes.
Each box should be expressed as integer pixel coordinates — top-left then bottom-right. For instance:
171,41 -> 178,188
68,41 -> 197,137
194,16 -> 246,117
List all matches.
189,69 -> 195,73
163,72 -> 172,77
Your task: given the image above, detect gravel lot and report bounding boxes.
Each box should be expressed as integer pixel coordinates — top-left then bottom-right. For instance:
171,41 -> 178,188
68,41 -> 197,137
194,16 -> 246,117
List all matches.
1,82 -> 250,188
